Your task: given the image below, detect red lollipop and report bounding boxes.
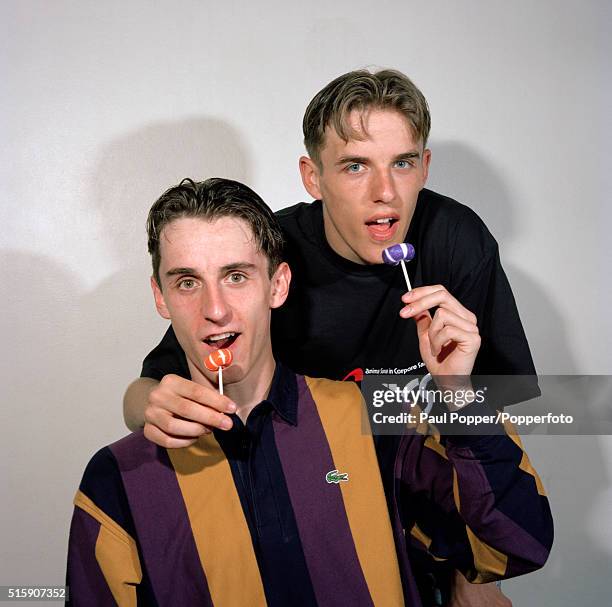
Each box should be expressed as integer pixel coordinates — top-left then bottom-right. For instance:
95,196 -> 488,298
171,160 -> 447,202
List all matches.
204,348 -> 233,394
204,348 -> 234,372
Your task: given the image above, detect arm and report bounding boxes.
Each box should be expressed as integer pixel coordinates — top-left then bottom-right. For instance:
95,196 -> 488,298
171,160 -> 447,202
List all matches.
67,496 -> 142,606
398,285 -> 552,589
123,377 -> 158,431
400,416 -> 553,582
66,450 -> 142,606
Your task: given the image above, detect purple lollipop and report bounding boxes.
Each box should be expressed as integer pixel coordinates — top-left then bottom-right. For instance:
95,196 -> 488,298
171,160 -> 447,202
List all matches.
382,243 -> 415,266
382,243 -> 415,291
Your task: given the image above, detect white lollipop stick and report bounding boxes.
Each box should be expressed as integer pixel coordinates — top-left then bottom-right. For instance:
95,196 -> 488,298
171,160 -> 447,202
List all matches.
204,348 -> 233,395
400,260 -> 412,292
382,243 -> 415,292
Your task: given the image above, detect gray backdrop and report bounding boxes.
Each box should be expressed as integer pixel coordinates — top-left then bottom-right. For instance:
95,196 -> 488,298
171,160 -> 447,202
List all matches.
1,1 -> 610,605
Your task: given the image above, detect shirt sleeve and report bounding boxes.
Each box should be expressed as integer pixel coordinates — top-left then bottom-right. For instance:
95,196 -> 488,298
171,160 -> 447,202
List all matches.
398,404 -> 553,583
66,449 -> 142,606
140,325 -> 190,381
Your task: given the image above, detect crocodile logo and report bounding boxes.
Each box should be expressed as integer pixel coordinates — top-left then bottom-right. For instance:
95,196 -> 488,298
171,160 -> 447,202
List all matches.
325,469 -> 349,484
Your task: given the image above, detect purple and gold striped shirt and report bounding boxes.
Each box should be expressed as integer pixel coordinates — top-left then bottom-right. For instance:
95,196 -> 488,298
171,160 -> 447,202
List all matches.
67,366 -> 552,606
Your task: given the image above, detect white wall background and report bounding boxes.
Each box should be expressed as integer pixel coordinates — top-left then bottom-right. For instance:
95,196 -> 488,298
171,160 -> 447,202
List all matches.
1,0 -> 610,604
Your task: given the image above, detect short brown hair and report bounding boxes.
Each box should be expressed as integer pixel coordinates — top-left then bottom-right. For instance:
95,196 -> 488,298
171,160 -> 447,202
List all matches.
147,178 -> 284,286
303,68 -> 431,165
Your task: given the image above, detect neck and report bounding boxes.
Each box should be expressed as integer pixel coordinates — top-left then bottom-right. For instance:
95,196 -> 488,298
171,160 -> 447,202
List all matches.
321,203 -> 365,264
224,355 -> 276,423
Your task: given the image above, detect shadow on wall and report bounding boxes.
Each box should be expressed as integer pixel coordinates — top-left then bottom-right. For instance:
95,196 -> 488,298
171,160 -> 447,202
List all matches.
503,435 -> 612,606
91,118 -> 253,264
427,139 -> 577,374
82,117 -> 253,419
428,140 -> 611,604
1,117 -> 251,585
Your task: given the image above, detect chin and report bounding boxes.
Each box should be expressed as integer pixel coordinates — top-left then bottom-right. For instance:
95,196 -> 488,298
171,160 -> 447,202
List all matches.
222,366 -> 244,384
359,246 -> 387,265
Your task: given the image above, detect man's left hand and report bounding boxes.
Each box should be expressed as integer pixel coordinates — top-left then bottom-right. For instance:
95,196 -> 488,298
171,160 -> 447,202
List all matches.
400,285 -> 481,379
448,571 -> 512,607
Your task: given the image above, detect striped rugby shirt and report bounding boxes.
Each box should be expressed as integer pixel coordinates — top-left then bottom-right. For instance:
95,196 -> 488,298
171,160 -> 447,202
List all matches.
66,365 -> 552,606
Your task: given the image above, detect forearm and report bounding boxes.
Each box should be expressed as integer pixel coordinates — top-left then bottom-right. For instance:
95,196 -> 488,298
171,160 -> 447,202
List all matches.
67,500 -> 141,606
445,432 -> 553,580
403,423 -> 552,582
123,377 -> 159,431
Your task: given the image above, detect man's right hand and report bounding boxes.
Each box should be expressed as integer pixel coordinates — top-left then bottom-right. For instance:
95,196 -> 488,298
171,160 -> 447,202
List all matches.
138,375 -> 236,448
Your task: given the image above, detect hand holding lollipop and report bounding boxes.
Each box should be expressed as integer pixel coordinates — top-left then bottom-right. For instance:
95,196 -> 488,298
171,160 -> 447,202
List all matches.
204,348 -> 234,395
384,242 -> 481,385
382,243 -> 415,291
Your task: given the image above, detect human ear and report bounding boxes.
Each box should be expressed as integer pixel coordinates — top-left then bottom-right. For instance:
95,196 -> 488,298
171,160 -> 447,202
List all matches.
421,148 -> 432,186
151,276 -> 171,320
269,262 -> 291,309
299,156 -> 323,200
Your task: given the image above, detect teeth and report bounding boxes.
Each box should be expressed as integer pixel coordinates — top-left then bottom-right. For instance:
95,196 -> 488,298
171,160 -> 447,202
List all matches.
207,332 -> 235,342
375,218 -> 392,224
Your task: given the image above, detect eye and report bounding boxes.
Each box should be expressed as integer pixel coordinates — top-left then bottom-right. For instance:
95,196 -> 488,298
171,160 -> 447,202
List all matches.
345,163 -> 363,173
394,159 -> 414,169
178,278 -> 197,290
227,272 -> 246,284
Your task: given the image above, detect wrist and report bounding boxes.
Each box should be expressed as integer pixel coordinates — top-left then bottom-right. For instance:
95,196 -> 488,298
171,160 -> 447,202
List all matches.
431,375 -> 476,411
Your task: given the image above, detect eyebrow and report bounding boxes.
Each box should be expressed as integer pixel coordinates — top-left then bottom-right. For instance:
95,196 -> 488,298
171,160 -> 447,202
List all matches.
335,151 -> 421,166
165,262 -> 258,278
219,262 -> 258,274
395,151 -> 421,161
166,267 -> 197,277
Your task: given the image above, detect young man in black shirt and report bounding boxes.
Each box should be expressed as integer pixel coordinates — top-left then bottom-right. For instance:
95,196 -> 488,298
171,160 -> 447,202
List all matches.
124,69 -> 537,606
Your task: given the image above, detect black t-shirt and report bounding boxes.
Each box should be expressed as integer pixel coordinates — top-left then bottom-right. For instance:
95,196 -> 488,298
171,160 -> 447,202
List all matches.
141,188 -> 539,407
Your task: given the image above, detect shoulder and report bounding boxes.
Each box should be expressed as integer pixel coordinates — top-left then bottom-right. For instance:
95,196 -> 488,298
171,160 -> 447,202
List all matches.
77,436 -> 141,534
275,201 -> 314,224
78,432 -> 152,503
275,201 -> 321,246
274,203 -> 328,280
415,189 -> 499,274
418,189 -> 495,244
80,444 -> 121,488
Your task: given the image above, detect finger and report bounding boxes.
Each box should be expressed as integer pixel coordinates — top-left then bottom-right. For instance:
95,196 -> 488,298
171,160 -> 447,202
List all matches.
402,288 -> 474,322
429,325 -> 481,358
402,284 -> 447,300
180,385 -> 236,414
401,285 -> 474,319
413,310 -> 432,341
156,375 -> 236,413
143,423 -> 198,449
147,401 -> 233,431
159,415 -> 216,438
429,307 -> 479,336
401,287 -> 476,323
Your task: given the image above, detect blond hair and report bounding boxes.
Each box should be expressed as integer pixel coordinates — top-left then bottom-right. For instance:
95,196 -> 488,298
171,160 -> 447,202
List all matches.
303,68 -> 431,165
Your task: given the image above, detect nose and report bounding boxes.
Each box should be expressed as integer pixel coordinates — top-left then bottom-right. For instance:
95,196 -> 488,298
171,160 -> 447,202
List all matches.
201,284 -> 231,324
371,168 -> 397,204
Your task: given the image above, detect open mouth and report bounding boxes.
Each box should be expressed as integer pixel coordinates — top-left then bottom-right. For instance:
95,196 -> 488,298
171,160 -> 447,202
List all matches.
365,217 -> 399,228
203,332 -> 240,350
366,217 -> 398,226
365,216 -> 400,240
